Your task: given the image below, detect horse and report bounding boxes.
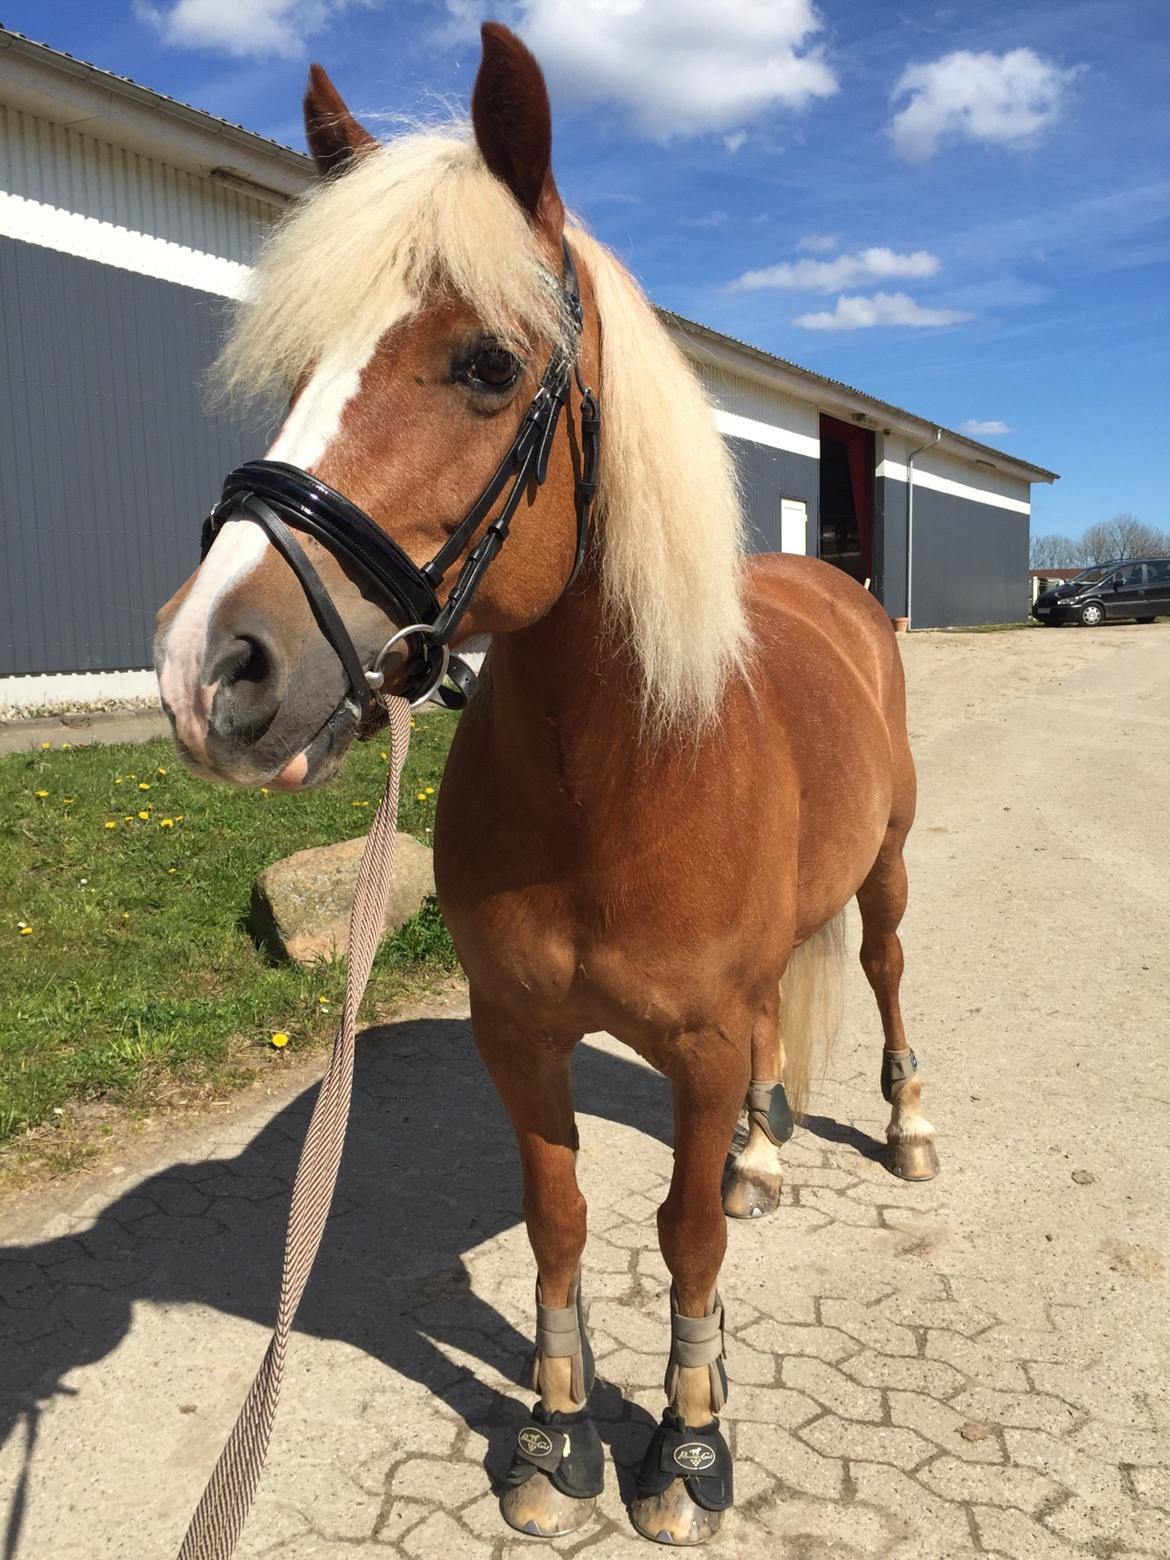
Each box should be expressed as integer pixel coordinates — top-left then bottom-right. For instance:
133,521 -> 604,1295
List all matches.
154,22 -> 937,1547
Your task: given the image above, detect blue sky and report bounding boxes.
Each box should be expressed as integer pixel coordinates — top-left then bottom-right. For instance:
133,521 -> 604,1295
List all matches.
12,1 -> 1170,536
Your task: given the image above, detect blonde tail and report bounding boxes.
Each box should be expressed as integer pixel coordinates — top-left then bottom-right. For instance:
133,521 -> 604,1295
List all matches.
780,911 -> 847,1120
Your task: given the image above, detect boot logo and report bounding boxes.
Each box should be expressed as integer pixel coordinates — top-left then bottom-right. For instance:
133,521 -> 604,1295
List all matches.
518,1427 -> 554,1459
673,1442 -> 716,1472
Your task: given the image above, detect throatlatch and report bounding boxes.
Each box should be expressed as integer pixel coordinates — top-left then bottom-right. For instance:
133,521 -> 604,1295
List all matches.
881,1048 -> 919,1104
634,1410 -> 733,1513
664,1286 -> 728,1415
746,1079 -> 794,1146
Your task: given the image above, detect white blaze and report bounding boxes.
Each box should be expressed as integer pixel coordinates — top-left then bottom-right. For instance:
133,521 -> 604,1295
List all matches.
159,330 -> 382,759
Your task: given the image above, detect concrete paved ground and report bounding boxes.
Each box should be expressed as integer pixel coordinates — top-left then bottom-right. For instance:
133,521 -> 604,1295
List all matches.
2,625 -> 1168,1559
0,707 -> 169,755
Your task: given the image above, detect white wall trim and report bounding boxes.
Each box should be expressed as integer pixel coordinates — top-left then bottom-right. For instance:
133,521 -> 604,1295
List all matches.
0,191 -> 249,298
876,458 -> 1030,515
712,407 -> 820,461
0,668 -> 160,711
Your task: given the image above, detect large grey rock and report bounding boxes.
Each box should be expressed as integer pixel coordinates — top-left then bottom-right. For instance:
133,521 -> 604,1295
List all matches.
250,832 -> 435,964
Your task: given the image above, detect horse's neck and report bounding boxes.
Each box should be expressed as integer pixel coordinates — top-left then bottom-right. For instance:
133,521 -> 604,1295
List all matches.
477,572 -> 651,808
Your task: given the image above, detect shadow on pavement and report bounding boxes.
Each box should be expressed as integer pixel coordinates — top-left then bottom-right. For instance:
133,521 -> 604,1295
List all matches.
0,1018 -> 672,1553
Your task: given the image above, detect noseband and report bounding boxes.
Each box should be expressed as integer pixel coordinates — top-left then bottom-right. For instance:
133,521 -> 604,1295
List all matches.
200,239 -> 600,717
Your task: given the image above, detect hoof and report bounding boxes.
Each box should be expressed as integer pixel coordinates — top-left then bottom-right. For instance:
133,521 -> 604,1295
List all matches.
888,1137 -> 940,1180
630,1482 -> 724,1545
722,1163 -> 783,1220
501,1474 -> 596,1538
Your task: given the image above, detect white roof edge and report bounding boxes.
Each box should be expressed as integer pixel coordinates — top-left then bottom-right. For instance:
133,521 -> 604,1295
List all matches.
0,28 -> 315,200
663,314 -> 1059,486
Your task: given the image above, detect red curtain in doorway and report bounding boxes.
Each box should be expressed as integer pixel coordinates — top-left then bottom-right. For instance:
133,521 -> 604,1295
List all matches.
820,415 -> 874,580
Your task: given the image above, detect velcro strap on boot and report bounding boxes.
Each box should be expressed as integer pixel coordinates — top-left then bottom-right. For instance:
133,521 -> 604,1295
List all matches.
746,1079 -> 794,1145
881,1049 -> 919,1104
664,1286 -> 728,1414
504,1403 -> 605,1500
530,1271 -> 594,1406
634,1410 -> 734,1512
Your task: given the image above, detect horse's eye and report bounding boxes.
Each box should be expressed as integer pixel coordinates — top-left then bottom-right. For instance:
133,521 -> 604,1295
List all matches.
466,347 -> 521,391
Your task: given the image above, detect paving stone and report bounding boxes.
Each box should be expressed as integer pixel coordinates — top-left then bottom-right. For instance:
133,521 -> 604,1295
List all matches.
781,1356 -> 883,1421
797,1414 -> 933,1470
950,1385 -> 1080,1434
919,1453 -> 1059,1509
737,1319 -> 858,1363
392,1456 -> 486,1506
401,1510 -> 493,1559
818,1299 -> 918,1356
886,1389 -> 1005,1461
839,1352 -> 966,1397
748,1421 -> 846,1500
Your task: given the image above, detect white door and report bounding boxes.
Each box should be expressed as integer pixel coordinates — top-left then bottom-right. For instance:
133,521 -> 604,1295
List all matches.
780,498 -> 807,555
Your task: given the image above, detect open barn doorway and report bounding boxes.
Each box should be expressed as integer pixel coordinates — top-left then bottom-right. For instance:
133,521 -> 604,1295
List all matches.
818,415 -> 874,586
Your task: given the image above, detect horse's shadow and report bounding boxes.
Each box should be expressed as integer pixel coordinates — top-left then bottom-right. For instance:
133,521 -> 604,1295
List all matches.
0,1018 -> 675,1551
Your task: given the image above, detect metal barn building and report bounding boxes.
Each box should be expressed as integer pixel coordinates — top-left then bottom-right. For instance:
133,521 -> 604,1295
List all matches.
0,29 -> 1058,709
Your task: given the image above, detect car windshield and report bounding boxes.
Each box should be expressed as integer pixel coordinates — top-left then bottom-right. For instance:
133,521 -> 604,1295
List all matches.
1069,565 -> 1115,585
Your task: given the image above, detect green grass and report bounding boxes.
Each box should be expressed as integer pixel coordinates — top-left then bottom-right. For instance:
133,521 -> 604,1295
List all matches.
0,713 -> 460,1144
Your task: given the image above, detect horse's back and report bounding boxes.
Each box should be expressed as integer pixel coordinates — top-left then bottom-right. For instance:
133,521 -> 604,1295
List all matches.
744,551 -> 908,730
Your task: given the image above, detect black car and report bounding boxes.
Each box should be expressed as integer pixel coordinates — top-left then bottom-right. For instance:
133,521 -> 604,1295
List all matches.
1032,558 -> 1170,626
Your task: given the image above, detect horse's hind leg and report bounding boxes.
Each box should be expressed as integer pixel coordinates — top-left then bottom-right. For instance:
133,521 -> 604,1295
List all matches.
471,993 -> 603,1537
856,829 -> 940,1180
722,988 -> 790,1220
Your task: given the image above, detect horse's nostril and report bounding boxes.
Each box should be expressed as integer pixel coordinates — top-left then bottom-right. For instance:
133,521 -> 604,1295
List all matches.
208,635 -> 270,690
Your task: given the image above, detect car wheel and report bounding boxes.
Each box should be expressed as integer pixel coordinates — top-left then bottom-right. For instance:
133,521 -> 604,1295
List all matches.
1079,601 -> 1105,627
1136,615 -> 1156,623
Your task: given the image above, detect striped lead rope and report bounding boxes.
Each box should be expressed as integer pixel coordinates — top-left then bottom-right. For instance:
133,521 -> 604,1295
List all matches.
175,694 -> 413,1560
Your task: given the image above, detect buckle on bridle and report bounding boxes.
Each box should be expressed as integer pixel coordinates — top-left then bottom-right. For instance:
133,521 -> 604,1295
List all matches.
366,622 -> 450,710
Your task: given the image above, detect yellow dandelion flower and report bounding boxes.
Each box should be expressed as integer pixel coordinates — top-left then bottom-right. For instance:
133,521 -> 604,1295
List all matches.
19,926 -> 33,936
160,818 -> 174,829
351,799 -> 369,808
138,782 -> 151,791
168,867 -> 177,874
121,912 -> 130,921
416,792 -> 426,802
157,766 -> 167,776
270,1031 -> 290,1049
175,814 -> 184,822
63,798 -> 75,806
61,741 -> 72,750
115,778 -> 123,785
317,994 -> 329,1005
259,787 -> 269,795
123,815 -> 134,822
104,820 -> 117,830
40,741 -> 51,750
425,786 -> 435,796
138,810 -> 151,821
34,789 -> 49,798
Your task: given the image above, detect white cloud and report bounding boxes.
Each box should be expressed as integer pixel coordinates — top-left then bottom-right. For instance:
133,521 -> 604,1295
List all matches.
889,48 -> 1080,161
796,232 -> 839,253
135,0 -> 358,56
723,131 -> 748,154
731,246 -> 940,293
515,0 -> 838,140
961,419 -> 1011,435
794,292 -> 972,330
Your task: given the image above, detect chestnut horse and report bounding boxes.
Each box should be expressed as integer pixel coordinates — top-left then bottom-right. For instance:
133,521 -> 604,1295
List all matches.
154,23 -> 937,1547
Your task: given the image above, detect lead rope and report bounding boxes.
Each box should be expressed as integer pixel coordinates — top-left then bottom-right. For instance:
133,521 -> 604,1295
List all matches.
176,694 -> 413,1560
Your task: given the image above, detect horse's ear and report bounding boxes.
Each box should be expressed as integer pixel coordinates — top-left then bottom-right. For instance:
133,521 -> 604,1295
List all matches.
303,64 -> 376,178
471,23 -> 563,233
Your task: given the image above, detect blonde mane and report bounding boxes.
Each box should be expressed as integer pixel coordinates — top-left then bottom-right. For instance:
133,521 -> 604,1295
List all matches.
217,129 -> 749,731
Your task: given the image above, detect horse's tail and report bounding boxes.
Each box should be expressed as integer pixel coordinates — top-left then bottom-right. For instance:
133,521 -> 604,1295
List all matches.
781,910 -> 847,1120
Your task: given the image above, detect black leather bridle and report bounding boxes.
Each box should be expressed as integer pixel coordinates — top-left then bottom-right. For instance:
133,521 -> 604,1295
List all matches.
200,239 -> 600,718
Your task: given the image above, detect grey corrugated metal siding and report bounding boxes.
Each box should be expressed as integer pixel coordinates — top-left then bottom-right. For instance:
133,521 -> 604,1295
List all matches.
0,237 -> 257,675
724,435 -> 819,556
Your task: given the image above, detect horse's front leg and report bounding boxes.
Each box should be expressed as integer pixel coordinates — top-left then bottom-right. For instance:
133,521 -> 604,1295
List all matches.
631,1026 -> 750,1546
471,992 -> 604,1538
